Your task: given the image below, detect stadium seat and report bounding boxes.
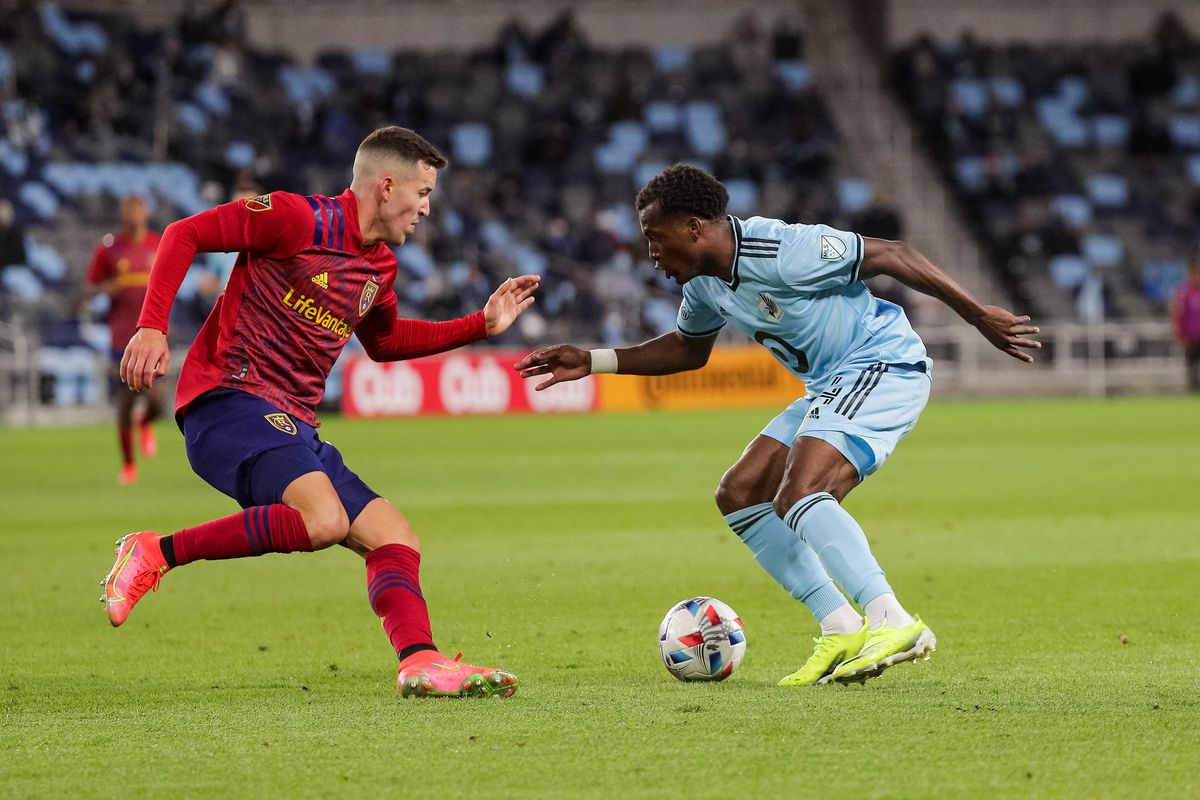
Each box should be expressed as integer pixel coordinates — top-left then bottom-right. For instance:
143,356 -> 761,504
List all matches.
838,178 -> 874,214
1,266 -> 41,301
1142,258 -> 1188,302
683,101 -> 726,156
1049,255 -> 1090,290
1087,175 -> 1129,208
1053,195 -> 1093,227
452,123 -> 493,167
1082,234 -> 1123,268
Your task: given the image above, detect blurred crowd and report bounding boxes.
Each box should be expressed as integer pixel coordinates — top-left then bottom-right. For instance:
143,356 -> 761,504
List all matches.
1,0 -> 882,369
893,13 -> 1200,322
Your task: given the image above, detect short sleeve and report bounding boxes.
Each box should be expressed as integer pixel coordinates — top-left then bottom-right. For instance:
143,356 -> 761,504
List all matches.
676,281 -> 725,338
86,240 -> 113,284
777,223 -> 864,291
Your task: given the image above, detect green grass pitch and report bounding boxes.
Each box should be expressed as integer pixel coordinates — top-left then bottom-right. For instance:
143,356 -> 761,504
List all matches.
2,396 -> 1198,797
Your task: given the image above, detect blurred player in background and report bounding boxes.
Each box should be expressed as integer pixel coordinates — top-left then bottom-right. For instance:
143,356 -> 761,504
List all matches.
518,164 -> 1041,686
85,196 -> 164,485
101,127 -> 538,698
1171,251 -> 1200,392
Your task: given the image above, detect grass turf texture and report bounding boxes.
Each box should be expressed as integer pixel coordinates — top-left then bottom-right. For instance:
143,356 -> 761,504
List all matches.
2,397 -> 1198,798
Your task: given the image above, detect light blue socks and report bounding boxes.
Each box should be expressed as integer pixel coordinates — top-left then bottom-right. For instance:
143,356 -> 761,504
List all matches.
725,503 -> 849,620
781,492 -> 893,607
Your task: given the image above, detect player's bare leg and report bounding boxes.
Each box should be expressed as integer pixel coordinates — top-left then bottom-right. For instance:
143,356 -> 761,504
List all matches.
345,499 -> 518,698
774,436 -> 935,683
717,435 -> 865,684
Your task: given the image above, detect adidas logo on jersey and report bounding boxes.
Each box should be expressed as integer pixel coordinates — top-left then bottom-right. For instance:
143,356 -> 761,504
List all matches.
311,272 -> 329,289
807,406 -> 820,420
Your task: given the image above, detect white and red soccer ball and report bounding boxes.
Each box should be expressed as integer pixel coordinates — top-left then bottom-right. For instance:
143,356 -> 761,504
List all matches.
658,597 -> 746,681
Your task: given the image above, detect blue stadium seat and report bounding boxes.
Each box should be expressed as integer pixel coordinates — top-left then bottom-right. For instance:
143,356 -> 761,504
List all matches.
1142,259 -> 1188,302
643,102 -> 681,134
1091,115 -> 1130,147
952,79 -> 989,118
838,178 -> 874,214
24,237 -> 66,281
0,140 -> 27,177
18,182 -> 60,220
1087,175 -> 1129,208
2,266 -> 42,301
505,62 -> 544,98
1168,115 -> 1200,149
1082,234 -> 1123,268
353,49 -> 391,77
684,101 -> 726,156
225,142 -> 256,170
1187,155 -> 1200,186
1173,74 -> 1200,108
1048,255 -> 1090,290
955,157 -> 984,191
724,179 -> 760,216
452,123 -> 492,167
775,61 -> 811,91
1053,195 -> 1093,227
653,45 -> 690,73
990,77 -> 1025,108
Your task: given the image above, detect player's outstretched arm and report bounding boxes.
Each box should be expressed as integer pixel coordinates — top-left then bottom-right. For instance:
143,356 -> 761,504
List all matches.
515,330 -> 717,391
858,238 -> 1042,363
483,275 -> 540,336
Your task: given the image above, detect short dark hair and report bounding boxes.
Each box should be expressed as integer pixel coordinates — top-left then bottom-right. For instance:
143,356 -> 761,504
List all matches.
635,164 -> 728,220
357,126 -> 448,169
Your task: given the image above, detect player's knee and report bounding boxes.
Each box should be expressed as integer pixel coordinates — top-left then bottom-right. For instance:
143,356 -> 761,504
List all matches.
301,504 -> 350,550
714,468 -> 762,515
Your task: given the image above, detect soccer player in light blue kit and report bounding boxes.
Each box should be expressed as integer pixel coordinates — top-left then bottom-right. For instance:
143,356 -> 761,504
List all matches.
517,165 -> 1041,685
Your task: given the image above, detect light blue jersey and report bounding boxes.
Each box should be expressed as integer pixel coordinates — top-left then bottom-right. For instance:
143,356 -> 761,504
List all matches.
676,216 -> 930,394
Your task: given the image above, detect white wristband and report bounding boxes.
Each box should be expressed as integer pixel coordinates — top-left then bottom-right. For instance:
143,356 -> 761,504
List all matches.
589,348 -> 618,374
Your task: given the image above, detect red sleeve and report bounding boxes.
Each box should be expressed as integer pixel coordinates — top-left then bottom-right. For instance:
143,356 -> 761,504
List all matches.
355,298 -> 489,361
136,193 -> 314,333
85,241 -> 112,285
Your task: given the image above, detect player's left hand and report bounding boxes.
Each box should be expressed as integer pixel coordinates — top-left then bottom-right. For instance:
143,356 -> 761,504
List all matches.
974,306 -> 1042,363
483,275 -> 540,337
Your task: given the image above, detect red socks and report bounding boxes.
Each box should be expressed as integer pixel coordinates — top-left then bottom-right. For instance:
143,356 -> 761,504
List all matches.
366,544 -> 435,657
170,505 -> 313,566
118,426 -> 134,466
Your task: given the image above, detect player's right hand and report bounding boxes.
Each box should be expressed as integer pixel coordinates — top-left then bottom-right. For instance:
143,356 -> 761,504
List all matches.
514,344 -> 591,391
120,327 -> 169,392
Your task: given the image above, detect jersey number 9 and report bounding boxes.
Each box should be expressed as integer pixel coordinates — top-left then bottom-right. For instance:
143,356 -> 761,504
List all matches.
755,331 -> 810,374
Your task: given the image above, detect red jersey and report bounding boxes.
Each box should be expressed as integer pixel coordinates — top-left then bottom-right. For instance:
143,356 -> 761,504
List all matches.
1174,279 -> 1200,344
87,230 -> 162,351
137,189 -> 487,426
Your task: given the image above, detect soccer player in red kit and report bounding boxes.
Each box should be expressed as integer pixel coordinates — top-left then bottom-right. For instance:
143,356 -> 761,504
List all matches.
86,196 -> 164,485
101,127 -> 537,698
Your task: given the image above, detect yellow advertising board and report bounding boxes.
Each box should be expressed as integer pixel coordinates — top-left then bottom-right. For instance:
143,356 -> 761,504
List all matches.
598,346 -> 803,412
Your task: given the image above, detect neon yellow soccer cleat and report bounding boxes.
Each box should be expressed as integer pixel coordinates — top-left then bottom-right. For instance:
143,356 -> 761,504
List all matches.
778,620 -> 869,686
831,616 -> 936,684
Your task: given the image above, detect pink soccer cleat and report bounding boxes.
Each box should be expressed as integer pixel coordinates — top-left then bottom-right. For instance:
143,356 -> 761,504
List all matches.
119,463 -> 138,485
396,650 -> 518,698
100,532 -> 170,627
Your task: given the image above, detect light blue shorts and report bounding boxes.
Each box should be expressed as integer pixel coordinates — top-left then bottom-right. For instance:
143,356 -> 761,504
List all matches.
760,361 -> 931,480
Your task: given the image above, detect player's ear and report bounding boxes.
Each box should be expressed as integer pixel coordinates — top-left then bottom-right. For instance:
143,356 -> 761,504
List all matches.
687,217 -> 704,241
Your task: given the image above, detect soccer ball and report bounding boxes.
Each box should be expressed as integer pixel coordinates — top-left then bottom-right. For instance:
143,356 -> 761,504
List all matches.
658,596 -> 746,681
